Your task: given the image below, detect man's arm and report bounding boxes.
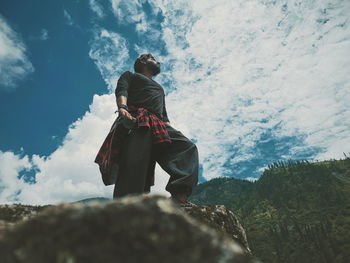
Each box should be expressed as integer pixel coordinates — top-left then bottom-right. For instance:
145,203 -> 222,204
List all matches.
117,95 -> 127,108
162,95 -> 170,125
117,95 -> 135,121
115,71 -> 135,121
115,71 -> 132,99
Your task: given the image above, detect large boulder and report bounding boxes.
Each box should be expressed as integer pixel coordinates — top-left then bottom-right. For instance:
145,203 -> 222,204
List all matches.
178,202 -> 250,254
0,194 -> 254,263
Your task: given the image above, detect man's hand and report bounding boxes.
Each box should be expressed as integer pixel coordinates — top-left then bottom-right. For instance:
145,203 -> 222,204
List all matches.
118,108 -> 136,121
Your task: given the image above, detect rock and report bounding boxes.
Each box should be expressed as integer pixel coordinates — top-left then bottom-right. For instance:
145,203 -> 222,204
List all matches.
0,220 -> 15,237
0,203 -> 51,223
177,202 -> 251,254
0,194 -> 254,263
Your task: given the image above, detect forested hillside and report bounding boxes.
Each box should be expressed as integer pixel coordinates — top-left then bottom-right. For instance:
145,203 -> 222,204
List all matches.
189,155 -> 350,263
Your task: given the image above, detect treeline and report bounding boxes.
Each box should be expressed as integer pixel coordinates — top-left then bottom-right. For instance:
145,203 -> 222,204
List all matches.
266,152 -> 350,170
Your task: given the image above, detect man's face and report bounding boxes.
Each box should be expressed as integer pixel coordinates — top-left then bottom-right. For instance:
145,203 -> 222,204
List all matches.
144,55 -> 161,76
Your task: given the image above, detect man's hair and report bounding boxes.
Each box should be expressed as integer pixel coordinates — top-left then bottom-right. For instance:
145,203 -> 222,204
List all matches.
134,53 -> 154,73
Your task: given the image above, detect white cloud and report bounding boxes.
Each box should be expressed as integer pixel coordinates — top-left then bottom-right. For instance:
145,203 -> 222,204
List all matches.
0,15 -> 34,91
39,28 -> 49,40
0,150 -> 31,203
89,0 -> 105,18
0,93 -> 170,205
63,9 -> 74,26
143,0 -> 350,180
110,0 -> 145,25
0,95 -> 121,205
89,28 -> 130,92
110,0 -> 162,40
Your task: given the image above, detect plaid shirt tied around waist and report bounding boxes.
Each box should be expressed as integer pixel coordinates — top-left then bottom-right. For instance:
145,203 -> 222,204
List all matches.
94,106 -> 171,186
128,105 -> 171,144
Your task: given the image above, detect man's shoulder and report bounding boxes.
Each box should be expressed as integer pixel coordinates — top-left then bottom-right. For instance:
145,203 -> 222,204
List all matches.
121,70 -> 134,77
118,71 -> 136,82
122,71 -> 149,81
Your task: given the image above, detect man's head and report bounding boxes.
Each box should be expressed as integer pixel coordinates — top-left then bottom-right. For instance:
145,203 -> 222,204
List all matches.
134,53 -> 161,77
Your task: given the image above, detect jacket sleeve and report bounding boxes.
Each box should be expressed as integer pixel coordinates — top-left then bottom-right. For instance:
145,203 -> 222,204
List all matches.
162,94 -> 170,122
115,71 -> 132,99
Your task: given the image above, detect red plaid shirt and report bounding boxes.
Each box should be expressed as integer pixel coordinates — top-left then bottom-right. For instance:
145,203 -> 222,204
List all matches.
94,106 -> 171,187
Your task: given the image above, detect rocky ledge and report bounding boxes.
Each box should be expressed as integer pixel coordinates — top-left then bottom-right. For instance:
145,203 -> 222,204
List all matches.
0,194 -> 256,263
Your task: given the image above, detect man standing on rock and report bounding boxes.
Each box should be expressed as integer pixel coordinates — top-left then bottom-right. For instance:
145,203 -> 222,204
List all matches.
110,53 -> 199,204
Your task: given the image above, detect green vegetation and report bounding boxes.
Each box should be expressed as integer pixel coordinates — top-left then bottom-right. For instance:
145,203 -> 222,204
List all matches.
189,154 -> 350,263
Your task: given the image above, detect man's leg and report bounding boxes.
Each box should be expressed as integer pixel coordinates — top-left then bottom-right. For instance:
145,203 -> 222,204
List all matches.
154,125 -> 199,201
113,127 -> 153,198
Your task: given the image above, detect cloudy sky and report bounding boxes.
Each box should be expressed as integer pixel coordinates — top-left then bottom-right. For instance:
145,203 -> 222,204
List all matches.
0,0 -> 349,205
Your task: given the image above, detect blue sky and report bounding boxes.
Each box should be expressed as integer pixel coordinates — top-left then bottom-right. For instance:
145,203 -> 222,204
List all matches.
0,0 -> 349,205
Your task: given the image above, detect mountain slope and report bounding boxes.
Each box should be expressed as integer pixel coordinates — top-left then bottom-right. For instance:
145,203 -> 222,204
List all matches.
189,157 -> 350,263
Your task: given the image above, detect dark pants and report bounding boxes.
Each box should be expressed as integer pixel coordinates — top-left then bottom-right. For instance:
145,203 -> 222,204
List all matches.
113,124 -> 199,199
